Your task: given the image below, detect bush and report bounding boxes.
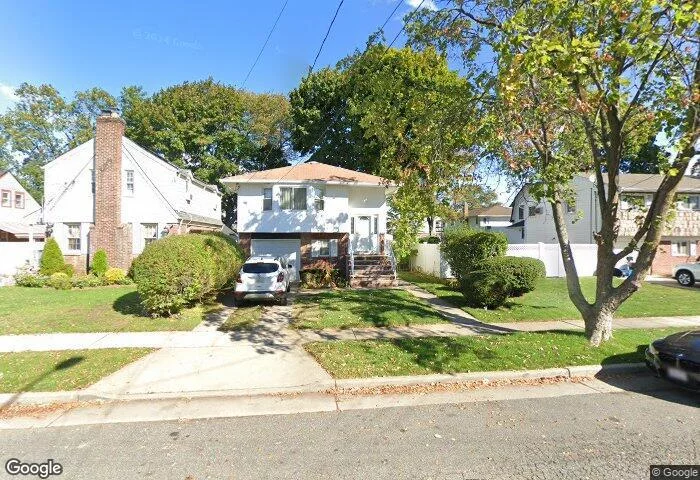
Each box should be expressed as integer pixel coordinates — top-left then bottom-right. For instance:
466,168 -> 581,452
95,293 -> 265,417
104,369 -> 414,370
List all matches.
61,264 -> 75,277
300,264 -> 346,289
460,270 -> 511,309
103,267 -> 129,285
14,272 -> 48,288
418,236 -> 441,244
49,272 -> 72,290
72,275 -> 104,289
441,225 -> 507,284
131,233 -> 245,316
480,257 -> 546,296
39,238 -> 68,276
91,250 -> 108,276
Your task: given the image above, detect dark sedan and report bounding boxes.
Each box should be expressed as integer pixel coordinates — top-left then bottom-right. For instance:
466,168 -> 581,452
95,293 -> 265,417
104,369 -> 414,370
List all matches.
645,330 -> 700,390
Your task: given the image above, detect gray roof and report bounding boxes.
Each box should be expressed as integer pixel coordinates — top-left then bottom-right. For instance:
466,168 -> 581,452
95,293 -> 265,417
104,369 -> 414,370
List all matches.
469,205 -> 512,217
600,173 -> 700,193
176,211 -> 223,227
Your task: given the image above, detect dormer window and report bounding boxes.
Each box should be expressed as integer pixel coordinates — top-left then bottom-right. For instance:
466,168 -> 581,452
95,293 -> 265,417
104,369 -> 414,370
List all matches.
126,170 -> 135,194
1,190 -> 10,207
14,192 -> 24,209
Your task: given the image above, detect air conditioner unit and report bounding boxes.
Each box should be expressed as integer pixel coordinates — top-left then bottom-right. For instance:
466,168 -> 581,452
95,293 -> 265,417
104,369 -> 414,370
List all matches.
535,207 -> 543,214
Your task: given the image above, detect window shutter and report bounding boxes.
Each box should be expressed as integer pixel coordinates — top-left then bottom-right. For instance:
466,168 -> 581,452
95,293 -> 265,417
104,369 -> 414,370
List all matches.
311,240 -> 319,258
691,242 -> 697,256
329,239 -> 338,257
351,217 -> 355,234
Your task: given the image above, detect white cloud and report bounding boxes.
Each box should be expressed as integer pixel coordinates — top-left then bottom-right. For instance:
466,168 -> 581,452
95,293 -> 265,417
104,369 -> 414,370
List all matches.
0,83 -> 19,103
405,0 -> 438,11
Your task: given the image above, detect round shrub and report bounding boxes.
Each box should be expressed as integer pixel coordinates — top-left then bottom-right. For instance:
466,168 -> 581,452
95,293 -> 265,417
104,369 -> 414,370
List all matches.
14,273 -> 48,288
40,238 -> 68,276
71,275 -> 104,289
91,249 -> 108,276
460,270 -> 510,309
441,225 -> 507,283
49,272 -> 72,290
480,256 -> 546,296
104,267 -> 128,285
131,233 -> 244,316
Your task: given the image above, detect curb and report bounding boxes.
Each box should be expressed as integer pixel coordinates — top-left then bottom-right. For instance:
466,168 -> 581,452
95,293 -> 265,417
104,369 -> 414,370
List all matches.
0,363 -> 649,407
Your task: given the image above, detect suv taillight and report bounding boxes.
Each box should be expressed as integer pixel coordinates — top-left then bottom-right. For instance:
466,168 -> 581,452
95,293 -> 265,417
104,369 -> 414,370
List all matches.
236,274 -> 242,284
277,272 -> 284,282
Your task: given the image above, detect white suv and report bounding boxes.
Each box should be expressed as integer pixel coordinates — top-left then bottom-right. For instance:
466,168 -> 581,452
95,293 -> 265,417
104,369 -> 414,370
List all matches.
673,262 -> 699,287
235,256 -> 292,305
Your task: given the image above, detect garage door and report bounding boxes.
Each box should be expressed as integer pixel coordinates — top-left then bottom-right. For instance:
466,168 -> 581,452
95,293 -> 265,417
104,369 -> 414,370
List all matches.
250,239 -> 301,281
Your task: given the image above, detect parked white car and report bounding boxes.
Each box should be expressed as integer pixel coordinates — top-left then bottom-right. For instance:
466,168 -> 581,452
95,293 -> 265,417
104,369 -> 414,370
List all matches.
673,262 -> 700,287
234,256 -> 292,305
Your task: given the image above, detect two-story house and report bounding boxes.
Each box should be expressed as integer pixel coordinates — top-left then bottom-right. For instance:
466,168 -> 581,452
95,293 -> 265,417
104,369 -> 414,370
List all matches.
509,173 -> 700,275
466,205 -> 521,243
42,110 -> 223,273
222,163 -> 397,286
0,170 -> 43,242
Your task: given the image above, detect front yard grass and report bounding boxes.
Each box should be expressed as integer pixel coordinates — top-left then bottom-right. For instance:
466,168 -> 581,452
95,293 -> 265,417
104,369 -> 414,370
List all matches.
292,289 -> 449,329
399,271 -> 700,322
0,286 -> 220,335
219,305 -> 264,331
305,327 -> 684,378
0,348 -> 154,393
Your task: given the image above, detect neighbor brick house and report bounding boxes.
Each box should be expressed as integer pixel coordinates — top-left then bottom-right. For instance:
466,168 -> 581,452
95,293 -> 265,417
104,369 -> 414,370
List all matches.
42,110 -> 224,273
222,163 -> 398,286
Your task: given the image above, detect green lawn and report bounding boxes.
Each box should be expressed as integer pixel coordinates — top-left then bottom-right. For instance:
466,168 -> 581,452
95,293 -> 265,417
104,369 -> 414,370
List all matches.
292,289 -> 449,329
0,348 -> 153,393
219,305 -> 264,331
305,327 -> 683,379
0,286 -> 220,335
399,271 -> 700,322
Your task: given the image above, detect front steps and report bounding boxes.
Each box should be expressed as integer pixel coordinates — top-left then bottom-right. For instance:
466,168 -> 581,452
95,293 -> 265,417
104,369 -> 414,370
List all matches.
349,254 -> 397,288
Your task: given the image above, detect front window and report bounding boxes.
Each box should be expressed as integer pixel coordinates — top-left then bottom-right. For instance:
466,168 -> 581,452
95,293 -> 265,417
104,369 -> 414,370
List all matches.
263,188 -> 273,211
67,223 -> 81,251
672,240 -> 689,256
142,223 -> 157,247
677,194 -> 700,211
280,187 -> 306,210
314,187 -> 325,211
1,190 -> 10,207
14,192 -> 24,209
312,239 -> 338,258
126,170 -> 135,194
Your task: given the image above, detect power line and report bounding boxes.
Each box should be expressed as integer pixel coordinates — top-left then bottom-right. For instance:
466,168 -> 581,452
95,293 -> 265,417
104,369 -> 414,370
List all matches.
387,0 -> 425,48
241,0 -> 290,88
310,0 -> 345,72
380,0 -> 404,33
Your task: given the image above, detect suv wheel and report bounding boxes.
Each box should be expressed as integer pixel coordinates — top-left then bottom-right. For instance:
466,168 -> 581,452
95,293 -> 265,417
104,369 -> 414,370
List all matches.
676,270 -> 695,287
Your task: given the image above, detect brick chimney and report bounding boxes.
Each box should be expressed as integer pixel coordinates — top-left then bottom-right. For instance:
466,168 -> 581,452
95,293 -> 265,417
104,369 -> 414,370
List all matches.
91,109 -> 132,269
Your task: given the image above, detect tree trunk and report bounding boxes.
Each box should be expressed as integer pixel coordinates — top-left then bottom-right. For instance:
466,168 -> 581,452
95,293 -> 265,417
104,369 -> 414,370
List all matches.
584,305 -> 614,347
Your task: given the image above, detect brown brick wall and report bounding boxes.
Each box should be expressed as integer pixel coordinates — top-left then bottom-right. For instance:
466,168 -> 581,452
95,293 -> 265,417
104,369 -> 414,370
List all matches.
90,112 -> 132,270
238,233 -> 252,256
651,239 -> 700,276
300,232 -> 349,277
64,254 -> 89,274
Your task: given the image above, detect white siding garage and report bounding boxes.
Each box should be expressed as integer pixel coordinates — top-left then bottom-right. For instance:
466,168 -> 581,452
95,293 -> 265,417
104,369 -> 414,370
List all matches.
250,239 -> 301,281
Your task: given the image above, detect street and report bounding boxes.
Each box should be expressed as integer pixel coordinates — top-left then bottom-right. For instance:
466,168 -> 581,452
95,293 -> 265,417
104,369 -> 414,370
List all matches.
1,381 -> 697,480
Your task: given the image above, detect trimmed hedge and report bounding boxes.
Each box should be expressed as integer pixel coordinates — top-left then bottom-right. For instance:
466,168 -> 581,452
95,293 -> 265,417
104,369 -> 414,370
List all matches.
49,272 -> 72,290
131,233 -> 244,316
441,226 -> 507,283
300,266 -> 346,289
460,270 -> 511,309
480,257 -> 546,296
104,267 -> 129,285
91,250 -> 108,276
40,238 -> 72,276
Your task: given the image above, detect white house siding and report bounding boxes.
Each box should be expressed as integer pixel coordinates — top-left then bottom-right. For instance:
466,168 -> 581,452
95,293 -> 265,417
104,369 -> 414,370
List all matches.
0,173 -> 41,223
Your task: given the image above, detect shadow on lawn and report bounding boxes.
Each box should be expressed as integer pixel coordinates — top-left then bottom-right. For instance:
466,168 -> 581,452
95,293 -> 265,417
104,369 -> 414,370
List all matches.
112,291 -> 144,316
0,356 -> 85,411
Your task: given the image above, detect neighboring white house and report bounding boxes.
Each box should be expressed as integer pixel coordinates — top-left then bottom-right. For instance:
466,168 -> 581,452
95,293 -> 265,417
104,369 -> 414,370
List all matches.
0,171 -> 45,278
508,173 -> 700,275
222,162 -> 397,286
42,110 -> 223,273
465,205 -> 521,243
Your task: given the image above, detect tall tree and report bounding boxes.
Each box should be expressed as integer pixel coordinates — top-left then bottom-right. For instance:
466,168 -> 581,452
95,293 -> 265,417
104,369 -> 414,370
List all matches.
409,0 -> 699,345
0,83 -> 116,199
121,78 -> 292,223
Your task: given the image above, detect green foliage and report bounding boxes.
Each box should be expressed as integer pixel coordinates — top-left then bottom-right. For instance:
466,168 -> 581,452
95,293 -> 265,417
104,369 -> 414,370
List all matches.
71,275 -> 104,289
300,263 -> 346,289
131,233 -> 244,316
91,250 -> 108,276
39,238 -> 68,276
49,272 -> 72,290
480,257 -> 546,297
440,225 -> 507,283
460,270 -> 511,309
418,236 -> 441,244
103,268 -> 129,285
13,272 -> 48,288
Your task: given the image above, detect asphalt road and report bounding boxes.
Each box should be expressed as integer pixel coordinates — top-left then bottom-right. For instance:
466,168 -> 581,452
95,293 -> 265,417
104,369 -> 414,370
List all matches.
1,386 -> 698,480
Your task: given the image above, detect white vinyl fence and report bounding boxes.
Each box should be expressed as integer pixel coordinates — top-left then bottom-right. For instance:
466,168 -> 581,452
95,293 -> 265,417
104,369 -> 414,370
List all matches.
0,242 -> 45,284
409,242 -> 600,278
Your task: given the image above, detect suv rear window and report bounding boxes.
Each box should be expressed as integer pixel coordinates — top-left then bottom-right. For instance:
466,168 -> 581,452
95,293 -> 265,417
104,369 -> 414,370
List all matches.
242,262 -> 278,274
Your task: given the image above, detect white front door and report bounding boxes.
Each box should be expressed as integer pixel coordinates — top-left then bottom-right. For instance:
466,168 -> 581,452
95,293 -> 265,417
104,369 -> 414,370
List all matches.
354,216 -> 373,252
250,239 -> 301,281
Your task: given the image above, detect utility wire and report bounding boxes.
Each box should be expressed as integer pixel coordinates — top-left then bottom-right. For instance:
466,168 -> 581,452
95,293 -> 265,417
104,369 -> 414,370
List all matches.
310,0 -> 345,72
387,0 -> 425,48
241,0 -> 290,88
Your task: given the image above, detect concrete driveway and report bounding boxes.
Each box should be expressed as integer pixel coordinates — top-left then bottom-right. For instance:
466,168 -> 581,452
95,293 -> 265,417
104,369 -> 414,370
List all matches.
87,299 -> 334,398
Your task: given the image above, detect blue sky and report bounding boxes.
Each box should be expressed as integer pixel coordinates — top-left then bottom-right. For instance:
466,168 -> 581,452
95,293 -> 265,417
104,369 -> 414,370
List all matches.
0,0 -> 432,108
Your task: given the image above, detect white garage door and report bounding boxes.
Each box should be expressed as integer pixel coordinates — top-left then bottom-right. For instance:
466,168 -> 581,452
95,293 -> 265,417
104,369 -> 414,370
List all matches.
250,239 -> 301,281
